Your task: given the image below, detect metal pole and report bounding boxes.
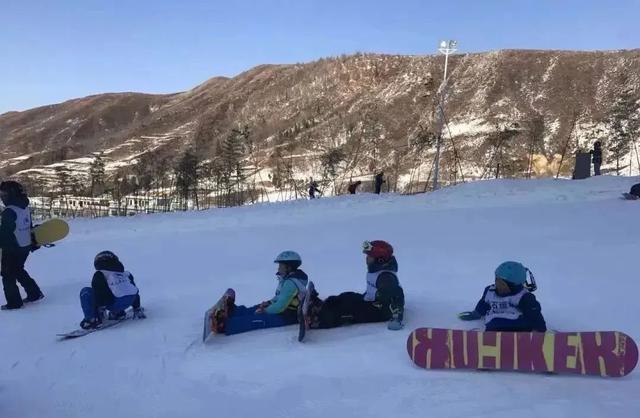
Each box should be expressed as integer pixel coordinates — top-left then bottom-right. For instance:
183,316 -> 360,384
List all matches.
443,52 -> 450,83
433,40 -> 457,191
433,129 -> 442,191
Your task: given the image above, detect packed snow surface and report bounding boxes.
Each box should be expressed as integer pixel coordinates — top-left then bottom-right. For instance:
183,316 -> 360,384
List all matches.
1,176 -> 639,418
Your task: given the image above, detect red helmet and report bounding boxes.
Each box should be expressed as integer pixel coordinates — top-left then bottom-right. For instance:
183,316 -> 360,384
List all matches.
362,240 -> 393,262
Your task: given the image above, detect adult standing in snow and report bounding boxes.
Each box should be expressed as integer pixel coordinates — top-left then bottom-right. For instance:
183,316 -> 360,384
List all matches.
374,172 -> 385,194
305,240 -> 404,330
347,180 -> 362,195
590,141 -> 602,176
215,251 -> 309,335
308,179 -> 321,199
458,261 -> 546,332
0,181 -> 44,310
78,251 -> 145,329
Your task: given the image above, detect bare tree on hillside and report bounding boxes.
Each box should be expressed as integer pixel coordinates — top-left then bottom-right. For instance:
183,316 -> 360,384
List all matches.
89,152 -> 106,197
525,114 -> 546,178
607,87 -> 640,175
320,147 -> 346,194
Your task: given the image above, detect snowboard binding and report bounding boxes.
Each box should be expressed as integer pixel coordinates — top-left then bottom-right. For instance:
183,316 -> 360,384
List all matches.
210,289 -> 235,334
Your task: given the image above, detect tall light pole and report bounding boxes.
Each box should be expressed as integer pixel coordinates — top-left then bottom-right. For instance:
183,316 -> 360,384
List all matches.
433,40 -> 457,191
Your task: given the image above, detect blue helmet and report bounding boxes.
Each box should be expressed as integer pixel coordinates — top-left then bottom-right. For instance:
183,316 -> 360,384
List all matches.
274,251 -> 302,269
495,261 -> 527,285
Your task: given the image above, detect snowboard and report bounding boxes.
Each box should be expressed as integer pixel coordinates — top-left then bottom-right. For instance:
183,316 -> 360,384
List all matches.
407,328 -> 638,378
621,192 -> 639,200
297,281 -> 314,342
33,218 -> 69,246
202,288 -> 235,342
57,310 -> 134,340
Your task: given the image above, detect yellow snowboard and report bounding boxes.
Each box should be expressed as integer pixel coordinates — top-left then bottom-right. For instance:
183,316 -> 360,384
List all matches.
33,219 -> 69,246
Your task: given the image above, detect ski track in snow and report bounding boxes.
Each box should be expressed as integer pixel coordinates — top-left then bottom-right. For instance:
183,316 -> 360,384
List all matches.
1,176 -> 639,418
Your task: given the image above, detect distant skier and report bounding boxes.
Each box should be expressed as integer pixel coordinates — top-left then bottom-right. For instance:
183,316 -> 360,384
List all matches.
0,181 -> 44,310
79,250 -> 146,329
374,172 -> 385,194
347,180 -> 362,195
458,261 -> 546,332
305,240 -> 404,330
308,180 -> 322,199
590,141 -> 602,176
214,251 -> 308,335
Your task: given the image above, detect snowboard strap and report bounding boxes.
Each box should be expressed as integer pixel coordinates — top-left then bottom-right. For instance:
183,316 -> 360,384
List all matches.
525,268 -> 537,292
285,277 -> 307,310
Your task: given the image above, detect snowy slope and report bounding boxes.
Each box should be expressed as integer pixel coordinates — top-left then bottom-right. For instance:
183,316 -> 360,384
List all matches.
1,176 -> 639,418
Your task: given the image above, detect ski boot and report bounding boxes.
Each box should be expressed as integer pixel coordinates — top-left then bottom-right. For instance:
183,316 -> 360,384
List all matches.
23,292 -> 45,304
80,317 -> 102,330
387,303 -> 404,331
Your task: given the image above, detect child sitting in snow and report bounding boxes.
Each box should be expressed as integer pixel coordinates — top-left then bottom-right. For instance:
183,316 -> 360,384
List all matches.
627,183 -> 640,199
217,251 -> 308,335
79,251 -> 145,329
458,261 -> 546,332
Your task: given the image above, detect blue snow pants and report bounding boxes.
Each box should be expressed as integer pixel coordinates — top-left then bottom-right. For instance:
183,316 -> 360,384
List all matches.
80,287 -> 136,320
224,304 -> 298,335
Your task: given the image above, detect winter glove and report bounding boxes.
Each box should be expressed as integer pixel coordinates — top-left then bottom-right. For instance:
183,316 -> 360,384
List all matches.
133,307 -> 146,319
255,301 -> 271,314
30,232 -> 41,252
458,311 -> 481,321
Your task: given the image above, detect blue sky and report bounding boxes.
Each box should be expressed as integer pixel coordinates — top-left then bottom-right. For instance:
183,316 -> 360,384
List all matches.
1,0 -> 638,113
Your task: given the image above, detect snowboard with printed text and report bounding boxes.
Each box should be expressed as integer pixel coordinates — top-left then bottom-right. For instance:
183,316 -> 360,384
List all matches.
407,328 -> 638,377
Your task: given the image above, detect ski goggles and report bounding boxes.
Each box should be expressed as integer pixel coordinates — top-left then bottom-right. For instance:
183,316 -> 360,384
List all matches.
495,268 -> 538,292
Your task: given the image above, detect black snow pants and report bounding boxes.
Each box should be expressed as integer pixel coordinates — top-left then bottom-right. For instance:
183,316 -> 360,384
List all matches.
1,247 -> 42,308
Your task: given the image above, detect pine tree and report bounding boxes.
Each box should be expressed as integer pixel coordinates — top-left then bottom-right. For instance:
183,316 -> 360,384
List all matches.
174,149 -> 199,210
220,128 -> 250,204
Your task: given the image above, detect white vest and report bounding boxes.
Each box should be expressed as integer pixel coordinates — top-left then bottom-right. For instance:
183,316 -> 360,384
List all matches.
364,270 -> 396,302
101,270 -> 139,298
483,286 -> 528,324
7,205 -> 32,248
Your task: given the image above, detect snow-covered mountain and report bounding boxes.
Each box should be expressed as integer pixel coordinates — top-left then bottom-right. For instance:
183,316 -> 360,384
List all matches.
1,175 -> 639,418
1,49 -> 639,194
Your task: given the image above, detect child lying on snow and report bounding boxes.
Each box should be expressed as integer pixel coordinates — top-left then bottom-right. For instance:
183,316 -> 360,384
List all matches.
458,261 -> 546,332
